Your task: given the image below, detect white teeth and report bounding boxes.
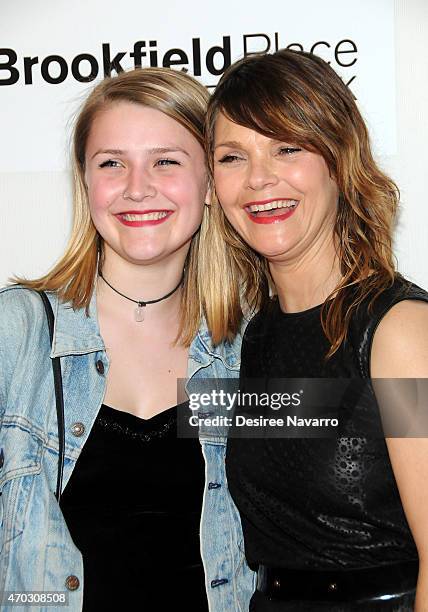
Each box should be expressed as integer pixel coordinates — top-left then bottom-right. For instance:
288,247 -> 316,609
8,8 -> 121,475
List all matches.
247,200 -> 298,213
121,212 -> 169,221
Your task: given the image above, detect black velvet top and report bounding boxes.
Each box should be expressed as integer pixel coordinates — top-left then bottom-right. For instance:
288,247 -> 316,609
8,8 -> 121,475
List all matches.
226,278 -> 428,571
60,403 -> 208,611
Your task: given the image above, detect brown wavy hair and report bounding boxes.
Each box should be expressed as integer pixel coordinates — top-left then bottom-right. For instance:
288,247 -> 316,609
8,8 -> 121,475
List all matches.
203,49 -> 399,356
14,67 -> 209,345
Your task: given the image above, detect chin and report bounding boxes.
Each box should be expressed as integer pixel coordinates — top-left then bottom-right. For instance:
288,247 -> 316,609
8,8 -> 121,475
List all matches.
122,249 -> 165,265
248,240 -> 292,260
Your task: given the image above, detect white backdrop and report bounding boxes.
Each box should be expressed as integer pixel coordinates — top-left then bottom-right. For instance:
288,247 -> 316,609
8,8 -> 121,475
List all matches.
1,0 -> 427,288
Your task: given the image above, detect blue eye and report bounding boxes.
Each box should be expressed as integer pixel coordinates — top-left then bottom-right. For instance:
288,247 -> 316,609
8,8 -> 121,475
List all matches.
99,159 -> 121,168
156,158 -> 180,166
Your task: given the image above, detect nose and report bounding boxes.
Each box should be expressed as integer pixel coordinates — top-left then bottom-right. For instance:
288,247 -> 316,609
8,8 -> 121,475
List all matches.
122,167 -> 156,202
246,157 -> 279,191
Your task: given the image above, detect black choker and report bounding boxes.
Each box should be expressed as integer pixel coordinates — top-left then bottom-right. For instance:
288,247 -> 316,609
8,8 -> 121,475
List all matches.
99,271 -> 184,322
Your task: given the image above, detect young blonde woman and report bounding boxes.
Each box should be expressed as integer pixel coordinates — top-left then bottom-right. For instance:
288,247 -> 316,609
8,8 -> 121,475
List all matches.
201,49 -> 428,611
0,67 -> 253,612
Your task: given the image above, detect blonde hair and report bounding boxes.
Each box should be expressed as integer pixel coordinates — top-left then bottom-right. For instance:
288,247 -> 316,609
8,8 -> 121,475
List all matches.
203,49 -> 398,355
15,67 -> 209,345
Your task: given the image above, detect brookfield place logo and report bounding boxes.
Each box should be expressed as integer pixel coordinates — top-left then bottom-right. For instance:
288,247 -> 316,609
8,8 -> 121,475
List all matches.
0,34 -> 357,87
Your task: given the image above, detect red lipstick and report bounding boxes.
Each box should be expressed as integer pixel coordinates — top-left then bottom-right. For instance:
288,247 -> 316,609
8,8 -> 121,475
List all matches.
245,208 -> 297,224
115,210 -> 173,227
244,199 -> 298,224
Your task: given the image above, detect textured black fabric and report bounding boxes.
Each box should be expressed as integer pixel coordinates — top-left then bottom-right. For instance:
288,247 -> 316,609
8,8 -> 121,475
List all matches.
249,589 -> 416,612
226,276 -> 428,608
60,403 -> 208,611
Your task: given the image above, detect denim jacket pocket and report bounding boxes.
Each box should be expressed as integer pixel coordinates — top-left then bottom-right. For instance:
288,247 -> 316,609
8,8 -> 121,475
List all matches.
0,422 -> 43,548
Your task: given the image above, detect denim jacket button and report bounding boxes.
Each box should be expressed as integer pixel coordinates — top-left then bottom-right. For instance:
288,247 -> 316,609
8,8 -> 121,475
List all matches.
95,359 -> 105,375
65,575 -> 80,591
70,422 -> 85,437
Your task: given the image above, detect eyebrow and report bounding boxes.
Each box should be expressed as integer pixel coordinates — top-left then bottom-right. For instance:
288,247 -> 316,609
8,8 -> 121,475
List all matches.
91,148 -> 124,160
214,141 -> 243,150
147,146 -> 190,157
91,146 -> 190,160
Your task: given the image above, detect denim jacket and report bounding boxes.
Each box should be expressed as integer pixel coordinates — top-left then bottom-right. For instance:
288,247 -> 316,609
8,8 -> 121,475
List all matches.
187,321 -> 256,612
0,285 -> 255,612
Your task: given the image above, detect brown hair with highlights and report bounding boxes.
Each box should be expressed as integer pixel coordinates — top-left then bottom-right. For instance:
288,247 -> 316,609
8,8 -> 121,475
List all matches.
203,49 -> 399,356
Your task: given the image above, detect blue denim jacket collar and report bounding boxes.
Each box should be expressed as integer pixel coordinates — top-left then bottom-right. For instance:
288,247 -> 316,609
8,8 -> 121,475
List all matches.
50,291 -> 105,358
189,316 -> 246,370
51,294 -> 243,366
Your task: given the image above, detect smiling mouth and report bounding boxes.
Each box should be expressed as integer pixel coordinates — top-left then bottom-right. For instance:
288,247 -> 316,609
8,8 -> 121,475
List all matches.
115,210 -> 173,227
245,199 -> 299,216
119,211 -> 170,222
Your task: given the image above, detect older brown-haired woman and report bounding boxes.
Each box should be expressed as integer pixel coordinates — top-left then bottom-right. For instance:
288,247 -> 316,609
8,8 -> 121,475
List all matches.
202,49 -> 428,611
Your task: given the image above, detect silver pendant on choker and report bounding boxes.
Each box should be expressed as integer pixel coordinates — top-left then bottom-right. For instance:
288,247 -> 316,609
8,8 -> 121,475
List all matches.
135,302 -> 145,322
98,271 -> 184,323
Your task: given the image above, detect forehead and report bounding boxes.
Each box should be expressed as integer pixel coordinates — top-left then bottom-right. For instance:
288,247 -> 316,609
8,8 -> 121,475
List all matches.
214,113 -> 274,148
86,102 -> 202,153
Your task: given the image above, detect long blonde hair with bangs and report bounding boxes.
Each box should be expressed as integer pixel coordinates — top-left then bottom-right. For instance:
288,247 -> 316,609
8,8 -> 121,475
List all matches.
202,49 -> 399,355
14,67 -> 210,345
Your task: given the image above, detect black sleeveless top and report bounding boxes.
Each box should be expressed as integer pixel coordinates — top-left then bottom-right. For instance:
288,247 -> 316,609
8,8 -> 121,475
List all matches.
226,277 -> 428,571
60,403 -> 208,611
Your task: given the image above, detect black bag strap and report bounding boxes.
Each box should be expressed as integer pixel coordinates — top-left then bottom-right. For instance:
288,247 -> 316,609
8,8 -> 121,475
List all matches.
38,291 -> 65,502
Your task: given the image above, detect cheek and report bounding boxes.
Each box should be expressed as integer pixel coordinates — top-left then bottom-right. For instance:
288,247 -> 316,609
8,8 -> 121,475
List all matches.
87,185 -> 106,216
314,173 -> 339,211
214,171 -> 237,209
87,187 -> 114,233
87,177 -> 117,212
167,174 -> 206,210
283,166 -> 309,192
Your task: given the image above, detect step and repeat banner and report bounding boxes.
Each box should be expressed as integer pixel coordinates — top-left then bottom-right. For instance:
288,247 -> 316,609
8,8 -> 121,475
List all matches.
0,0 -> 426,286
1,0 -> 395,173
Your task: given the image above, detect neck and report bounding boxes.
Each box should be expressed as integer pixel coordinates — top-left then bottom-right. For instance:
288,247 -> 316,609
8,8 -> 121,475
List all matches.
97,246 -> 186,322
269,234 -> 342,313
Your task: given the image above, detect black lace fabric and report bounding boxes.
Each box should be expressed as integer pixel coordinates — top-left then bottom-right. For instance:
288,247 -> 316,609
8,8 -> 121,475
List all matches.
95,403 -> 177,441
